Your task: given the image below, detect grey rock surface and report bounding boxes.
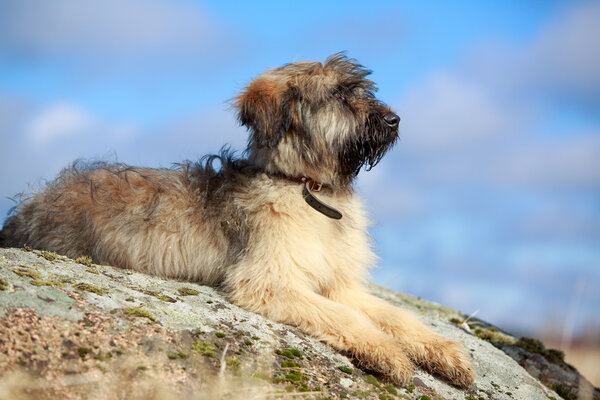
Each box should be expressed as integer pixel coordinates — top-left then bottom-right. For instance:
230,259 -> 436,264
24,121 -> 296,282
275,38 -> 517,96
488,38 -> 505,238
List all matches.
0,247 -> 591,400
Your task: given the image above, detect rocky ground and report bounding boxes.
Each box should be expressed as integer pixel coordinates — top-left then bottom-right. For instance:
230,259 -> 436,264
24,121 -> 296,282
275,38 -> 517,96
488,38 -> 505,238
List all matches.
0,247 -> 598,400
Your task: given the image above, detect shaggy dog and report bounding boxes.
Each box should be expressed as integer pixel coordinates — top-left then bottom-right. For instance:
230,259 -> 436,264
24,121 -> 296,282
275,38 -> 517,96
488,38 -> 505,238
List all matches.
0,54 -> 474,387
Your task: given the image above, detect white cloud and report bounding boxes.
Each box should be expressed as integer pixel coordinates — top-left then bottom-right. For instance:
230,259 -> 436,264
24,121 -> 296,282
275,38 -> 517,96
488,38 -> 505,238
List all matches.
397,72 -> 528,151
490,133 -> 600,187
109,106 -> 247,167
461,1 -> 600,103
388,1 -> 600,191
398,1 -> 600,153
381,131 -> 600,191
0,0 -> 237,59
27,103 -> 94,145
526,1 -> 600,94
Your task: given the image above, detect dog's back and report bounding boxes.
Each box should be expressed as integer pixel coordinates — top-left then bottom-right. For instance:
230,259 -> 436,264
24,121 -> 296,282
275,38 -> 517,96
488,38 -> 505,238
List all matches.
0,162 -> 240,283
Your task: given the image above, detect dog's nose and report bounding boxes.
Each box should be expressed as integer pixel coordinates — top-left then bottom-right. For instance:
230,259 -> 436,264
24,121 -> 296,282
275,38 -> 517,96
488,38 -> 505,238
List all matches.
383,112 -> 400,127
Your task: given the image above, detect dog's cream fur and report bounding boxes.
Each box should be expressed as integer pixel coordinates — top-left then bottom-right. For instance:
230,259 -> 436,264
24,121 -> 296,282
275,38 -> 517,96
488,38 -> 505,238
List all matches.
0,54 -> 475,387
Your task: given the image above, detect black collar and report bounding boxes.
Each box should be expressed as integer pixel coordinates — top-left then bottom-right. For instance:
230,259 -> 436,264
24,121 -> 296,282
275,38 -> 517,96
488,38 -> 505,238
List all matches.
277,175 -> 342,220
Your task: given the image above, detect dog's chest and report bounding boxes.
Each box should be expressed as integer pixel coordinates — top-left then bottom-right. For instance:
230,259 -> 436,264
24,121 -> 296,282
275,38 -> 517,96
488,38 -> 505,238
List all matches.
266,186 -> 374,292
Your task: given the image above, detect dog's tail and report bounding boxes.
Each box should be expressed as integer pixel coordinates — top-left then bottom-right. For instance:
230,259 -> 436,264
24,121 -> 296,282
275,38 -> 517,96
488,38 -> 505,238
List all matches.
0,224 -> 8,247
0,208 -> 22,248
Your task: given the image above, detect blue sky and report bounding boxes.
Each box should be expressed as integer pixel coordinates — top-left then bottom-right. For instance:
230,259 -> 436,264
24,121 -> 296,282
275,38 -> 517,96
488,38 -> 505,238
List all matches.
1,0 -> 599,337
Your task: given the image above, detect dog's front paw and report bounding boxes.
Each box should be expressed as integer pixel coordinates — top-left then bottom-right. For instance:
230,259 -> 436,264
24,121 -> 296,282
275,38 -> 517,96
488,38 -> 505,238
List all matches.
437,341 -> 475,388
387,361 -> 414,387
355,340 -> 415,386
413,338 -> 475,388
384,350 -> 415,386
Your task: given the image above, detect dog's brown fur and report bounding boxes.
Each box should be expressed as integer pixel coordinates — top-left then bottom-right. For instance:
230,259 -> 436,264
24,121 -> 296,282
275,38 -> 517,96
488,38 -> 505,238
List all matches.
0,54 -> 475,387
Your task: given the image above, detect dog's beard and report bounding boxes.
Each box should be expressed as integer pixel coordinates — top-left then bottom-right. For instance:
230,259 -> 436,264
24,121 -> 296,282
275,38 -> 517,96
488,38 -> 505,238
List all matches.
338,113 -> 398,177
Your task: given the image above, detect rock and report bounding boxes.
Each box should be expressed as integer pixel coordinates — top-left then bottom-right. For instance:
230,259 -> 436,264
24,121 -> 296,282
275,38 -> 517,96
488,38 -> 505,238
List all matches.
0,247 -> 596,400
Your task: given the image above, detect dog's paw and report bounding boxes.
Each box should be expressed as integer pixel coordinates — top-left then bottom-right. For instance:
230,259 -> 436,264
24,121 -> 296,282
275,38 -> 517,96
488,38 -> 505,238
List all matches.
386,352 -> 417,386
378,347 -> 415,386
387,359 -> 414,386
377,352 -> 415,386
412,338 -> 475,388
436,342 -> 475,388
355,341 -> 415,386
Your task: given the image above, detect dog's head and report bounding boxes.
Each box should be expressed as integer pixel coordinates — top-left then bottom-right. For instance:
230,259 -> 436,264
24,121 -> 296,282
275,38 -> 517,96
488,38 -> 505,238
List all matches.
234,53 -> 399,186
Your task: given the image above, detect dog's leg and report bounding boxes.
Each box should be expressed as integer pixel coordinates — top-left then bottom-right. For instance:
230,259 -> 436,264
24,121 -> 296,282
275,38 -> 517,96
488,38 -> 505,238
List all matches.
329,284 -> 475,387
227,284 -> 414,385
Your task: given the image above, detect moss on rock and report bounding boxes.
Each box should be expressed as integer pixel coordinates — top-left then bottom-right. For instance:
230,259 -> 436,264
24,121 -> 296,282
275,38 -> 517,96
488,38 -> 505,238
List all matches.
177,287 -> 199,296
124,307 -> 156,322
12,267 -> 43,279
74,282 -> 109,295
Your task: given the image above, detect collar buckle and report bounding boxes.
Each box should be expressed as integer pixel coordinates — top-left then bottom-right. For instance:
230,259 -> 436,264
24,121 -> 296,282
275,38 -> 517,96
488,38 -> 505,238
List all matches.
309,180 -> 323,192
300,177 -> 323,192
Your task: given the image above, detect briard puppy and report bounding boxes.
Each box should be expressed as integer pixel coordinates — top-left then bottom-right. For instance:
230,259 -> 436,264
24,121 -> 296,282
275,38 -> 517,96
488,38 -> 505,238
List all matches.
0,54 -> 474,387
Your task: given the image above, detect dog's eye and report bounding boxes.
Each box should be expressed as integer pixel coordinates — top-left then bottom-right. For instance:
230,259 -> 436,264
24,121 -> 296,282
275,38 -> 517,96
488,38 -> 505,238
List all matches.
333,91 -> 345,101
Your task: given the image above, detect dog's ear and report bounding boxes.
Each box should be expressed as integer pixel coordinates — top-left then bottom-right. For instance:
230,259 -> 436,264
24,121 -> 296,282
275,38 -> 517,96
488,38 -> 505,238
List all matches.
235,80 -> 298,148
